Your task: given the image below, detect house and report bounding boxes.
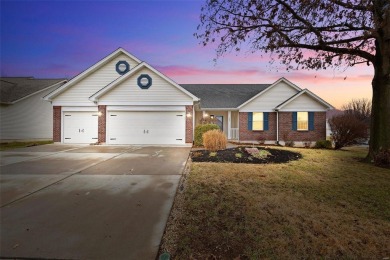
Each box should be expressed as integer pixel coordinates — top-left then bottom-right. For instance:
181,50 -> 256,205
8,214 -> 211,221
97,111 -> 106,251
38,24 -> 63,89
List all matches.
43,48 -> 333,145
0,77 -> 67,141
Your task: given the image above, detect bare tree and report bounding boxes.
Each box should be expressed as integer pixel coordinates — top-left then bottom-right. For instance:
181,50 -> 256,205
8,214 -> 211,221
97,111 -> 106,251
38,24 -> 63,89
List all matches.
195,0 -> 389,162
329,113 -> 369,149
342,98 -> 372,124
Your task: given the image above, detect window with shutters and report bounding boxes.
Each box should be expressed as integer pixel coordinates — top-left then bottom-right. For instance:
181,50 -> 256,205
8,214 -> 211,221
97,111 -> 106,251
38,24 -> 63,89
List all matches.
297,112 -> 308,131
253,112 -> 263,130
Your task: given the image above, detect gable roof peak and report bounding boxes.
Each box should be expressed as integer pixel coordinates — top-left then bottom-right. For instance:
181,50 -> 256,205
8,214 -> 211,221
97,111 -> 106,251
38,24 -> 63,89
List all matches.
44,47 -> 142,101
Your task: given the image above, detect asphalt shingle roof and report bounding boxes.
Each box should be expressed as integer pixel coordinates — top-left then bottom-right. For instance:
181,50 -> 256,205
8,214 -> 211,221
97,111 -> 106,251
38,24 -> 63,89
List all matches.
0,77 -> 66,103
180,84 -> 271,109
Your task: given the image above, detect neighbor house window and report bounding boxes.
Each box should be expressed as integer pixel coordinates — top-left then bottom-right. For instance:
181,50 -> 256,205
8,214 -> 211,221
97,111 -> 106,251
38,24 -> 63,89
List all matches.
297,112 -> 309,130
253,112 -> 264,130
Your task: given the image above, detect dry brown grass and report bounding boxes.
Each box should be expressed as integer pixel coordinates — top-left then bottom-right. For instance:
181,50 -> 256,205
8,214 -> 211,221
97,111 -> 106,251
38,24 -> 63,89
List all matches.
160,147 -> 390,259
203,130 -> 227,151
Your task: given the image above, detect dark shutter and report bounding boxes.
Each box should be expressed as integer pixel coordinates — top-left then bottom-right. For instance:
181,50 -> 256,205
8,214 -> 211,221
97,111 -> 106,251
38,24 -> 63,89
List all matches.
248,112 -> 253,130
264,112 -> 269,131
309,112 -> 315,131
292,112 -> 297,131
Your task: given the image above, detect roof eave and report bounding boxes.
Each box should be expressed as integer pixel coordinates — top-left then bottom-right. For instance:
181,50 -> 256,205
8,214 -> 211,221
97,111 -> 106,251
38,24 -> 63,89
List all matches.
237,77 -> 301,109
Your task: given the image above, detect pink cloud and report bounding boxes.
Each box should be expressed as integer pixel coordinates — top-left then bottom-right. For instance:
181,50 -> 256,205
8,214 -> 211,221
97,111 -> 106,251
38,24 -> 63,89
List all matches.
155,65 -> 260,77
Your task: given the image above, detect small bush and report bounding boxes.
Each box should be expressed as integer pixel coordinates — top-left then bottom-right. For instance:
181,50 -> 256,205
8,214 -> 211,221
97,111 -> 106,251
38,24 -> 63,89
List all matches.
329,113 -> 368,149
235,153 -> 242,158
374,149 -> 390,167
285,141 -> 295,147
252,149 -> 271,159
194,124 -> 220,146
209,152 -> 217,157
203,129 -> 227,151
314,140 -> 332,149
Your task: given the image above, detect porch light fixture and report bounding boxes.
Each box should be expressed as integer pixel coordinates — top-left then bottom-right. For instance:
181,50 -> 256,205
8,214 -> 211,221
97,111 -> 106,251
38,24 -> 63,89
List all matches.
186,112 -> 192,118
210,115 -> 215,119
97,111 -> 103,117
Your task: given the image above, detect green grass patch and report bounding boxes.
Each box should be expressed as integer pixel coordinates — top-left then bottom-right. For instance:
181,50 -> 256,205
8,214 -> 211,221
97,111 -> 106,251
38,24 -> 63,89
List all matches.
161,147 -> 390,259
0,140 -> 53,151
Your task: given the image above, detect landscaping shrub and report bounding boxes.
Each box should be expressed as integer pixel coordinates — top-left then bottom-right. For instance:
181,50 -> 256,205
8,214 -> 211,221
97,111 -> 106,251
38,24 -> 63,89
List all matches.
314,140 -> 332,149
194,124 -> 220,146
284,141 -> 295,147
329,113 -> 368,149
203,129 -> 227,151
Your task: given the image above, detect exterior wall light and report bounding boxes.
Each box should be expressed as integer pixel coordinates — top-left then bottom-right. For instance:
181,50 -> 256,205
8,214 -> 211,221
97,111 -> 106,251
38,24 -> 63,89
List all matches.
210,115 -> 215,119
186,112 -> 192,118
97,111 -> 103,117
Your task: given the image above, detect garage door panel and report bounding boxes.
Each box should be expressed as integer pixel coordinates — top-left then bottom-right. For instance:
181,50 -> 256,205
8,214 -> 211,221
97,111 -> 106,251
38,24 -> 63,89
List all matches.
108,111 -> 185,145
63,112 -> 98,144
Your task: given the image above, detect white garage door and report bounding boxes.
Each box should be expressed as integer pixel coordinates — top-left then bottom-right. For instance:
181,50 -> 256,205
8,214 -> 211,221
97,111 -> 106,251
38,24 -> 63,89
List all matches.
63,112 -> 98,143
107,111 -> 185,145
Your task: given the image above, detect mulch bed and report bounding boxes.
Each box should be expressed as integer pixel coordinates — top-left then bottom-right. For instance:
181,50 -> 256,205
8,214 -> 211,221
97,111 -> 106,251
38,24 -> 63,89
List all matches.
191,147 -> 302,164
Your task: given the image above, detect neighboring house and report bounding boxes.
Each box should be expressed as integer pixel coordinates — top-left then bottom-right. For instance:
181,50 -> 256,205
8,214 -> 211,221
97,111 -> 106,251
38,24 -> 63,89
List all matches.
0,77 -> 67,141
43,48 -> 333,145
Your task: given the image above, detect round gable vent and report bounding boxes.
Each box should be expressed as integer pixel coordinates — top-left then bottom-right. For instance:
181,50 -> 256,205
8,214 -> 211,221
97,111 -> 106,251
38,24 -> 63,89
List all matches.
116,61 -> 130,75
137,74 -> 152,89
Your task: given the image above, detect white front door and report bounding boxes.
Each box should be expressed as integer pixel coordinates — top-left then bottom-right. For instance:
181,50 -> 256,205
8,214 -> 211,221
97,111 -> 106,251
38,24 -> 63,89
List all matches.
107,111 -> 185,145
63,112 -> 98,143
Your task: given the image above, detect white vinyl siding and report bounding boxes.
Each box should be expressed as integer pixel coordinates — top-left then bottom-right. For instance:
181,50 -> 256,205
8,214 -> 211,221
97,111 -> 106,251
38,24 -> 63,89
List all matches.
98,68 -> 193,105
297,112 -> 309,131
253,112 -> 263,130
281,93 -> 328,111
107,111 -> 185,145
53,54 -> 139,105
0,87 -> 55,140
240,82 -> 299,112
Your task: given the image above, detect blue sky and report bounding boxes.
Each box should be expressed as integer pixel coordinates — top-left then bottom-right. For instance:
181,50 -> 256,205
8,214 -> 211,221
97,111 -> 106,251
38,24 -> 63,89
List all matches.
1,0 -> 373,108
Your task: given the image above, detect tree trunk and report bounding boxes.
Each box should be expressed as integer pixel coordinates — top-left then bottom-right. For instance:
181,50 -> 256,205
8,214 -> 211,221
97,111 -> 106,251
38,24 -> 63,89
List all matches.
368,0 -> 390,162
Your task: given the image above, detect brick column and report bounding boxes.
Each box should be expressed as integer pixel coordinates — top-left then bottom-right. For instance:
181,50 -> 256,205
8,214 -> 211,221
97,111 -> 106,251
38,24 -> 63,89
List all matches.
53,106 -> 61,142
185,105 -> 193,143
98,105 -> 106,143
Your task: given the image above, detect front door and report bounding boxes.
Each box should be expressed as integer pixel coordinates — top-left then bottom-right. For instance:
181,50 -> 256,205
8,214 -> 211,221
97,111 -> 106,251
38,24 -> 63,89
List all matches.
216,116 -> 223,131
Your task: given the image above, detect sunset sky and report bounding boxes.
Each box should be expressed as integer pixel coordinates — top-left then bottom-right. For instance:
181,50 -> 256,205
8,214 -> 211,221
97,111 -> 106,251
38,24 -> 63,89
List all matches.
1,0 -> 373,109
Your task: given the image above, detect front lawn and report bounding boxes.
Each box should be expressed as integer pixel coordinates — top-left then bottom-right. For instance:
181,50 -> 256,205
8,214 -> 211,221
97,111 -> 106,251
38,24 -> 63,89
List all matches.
160,147 -> 390,259
0,140 -> 53,151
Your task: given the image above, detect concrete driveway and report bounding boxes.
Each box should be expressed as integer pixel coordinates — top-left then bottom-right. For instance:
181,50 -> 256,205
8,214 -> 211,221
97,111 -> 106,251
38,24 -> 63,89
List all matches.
0,144 -> 190,259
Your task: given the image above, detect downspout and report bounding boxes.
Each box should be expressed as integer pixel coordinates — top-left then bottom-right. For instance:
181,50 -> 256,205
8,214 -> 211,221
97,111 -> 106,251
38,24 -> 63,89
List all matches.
275,109 -> 279,145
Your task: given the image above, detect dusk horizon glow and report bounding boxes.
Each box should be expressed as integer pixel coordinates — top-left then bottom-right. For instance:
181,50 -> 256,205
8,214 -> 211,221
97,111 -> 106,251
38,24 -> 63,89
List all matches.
1,0 -> 373,109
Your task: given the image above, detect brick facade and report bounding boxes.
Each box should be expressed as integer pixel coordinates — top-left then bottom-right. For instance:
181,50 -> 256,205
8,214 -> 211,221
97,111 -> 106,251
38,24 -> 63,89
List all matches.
185,105 -> 193,143
98,105 -> 106,143
279,112 -> 326,141
53,106 -> 61,142
239,111 -> 326,142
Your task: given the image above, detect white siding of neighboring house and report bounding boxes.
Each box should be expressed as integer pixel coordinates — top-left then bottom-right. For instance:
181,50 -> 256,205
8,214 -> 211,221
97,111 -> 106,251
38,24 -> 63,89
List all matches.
0,87 -> 55,141
279,93 -> 328,111
240,81 -> 299,112
98,68 -> 193,105
53,53 -> 139,106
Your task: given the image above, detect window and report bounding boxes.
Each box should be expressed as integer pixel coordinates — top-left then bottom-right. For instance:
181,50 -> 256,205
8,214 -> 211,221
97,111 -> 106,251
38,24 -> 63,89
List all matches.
253,112 -> 263,130
248,112 -> 269,131
297,112 -> 308,130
